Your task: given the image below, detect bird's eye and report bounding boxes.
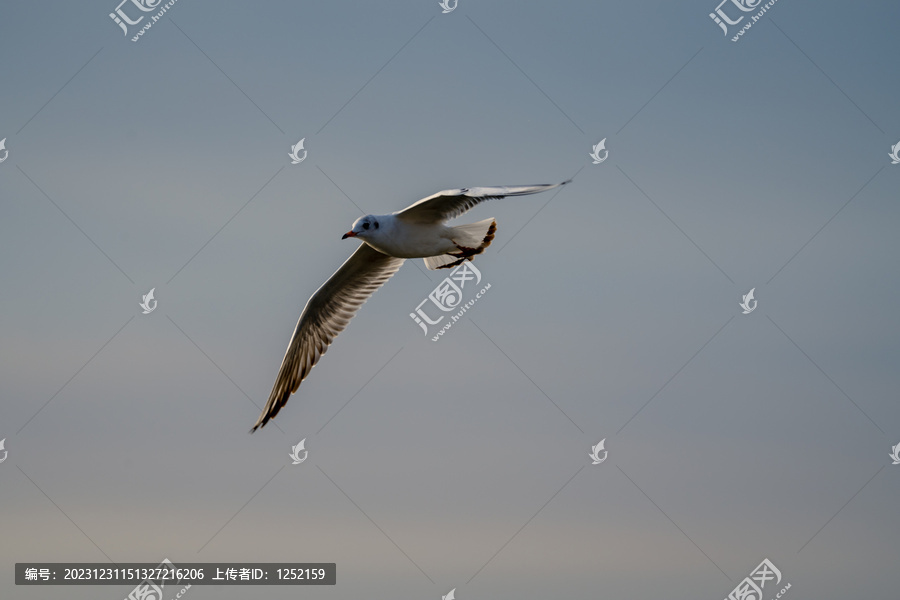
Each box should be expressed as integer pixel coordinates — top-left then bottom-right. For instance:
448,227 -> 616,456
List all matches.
363,222 -> 370,230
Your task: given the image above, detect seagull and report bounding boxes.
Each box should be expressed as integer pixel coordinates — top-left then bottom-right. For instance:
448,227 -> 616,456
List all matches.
251,181 -> 569,431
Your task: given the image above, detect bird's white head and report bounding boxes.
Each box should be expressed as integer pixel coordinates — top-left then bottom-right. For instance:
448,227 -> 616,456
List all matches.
342,215 -> 381,240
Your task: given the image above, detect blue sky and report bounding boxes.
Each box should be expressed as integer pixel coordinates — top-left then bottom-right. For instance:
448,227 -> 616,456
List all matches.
1,1 -> 898,599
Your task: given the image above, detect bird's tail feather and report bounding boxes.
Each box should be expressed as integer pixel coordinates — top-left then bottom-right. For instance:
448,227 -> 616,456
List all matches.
423,218 -> 496,270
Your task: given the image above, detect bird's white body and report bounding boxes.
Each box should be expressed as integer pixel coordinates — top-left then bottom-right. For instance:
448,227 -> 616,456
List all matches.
358,215 -> 456,258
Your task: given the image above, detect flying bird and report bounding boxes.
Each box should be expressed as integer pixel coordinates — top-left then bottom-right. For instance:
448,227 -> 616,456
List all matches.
251,181 -> 569,431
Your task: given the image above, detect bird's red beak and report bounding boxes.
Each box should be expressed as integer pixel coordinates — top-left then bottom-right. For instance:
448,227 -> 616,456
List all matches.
342,231 -> 356,239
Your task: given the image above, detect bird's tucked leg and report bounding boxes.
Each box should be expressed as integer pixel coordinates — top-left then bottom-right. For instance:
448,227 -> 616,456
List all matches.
423,218 -> 497,270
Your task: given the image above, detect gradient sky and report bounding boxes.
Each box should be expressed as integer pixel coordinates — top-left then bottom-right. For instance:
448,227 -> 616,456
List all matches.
1,1 -> 899,599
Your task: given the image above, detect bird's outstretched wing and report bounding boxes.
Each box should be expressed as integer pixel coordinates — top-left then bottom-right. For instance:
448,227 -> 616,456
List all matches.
252,243 -> 405,431
395,181 -> 569,224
